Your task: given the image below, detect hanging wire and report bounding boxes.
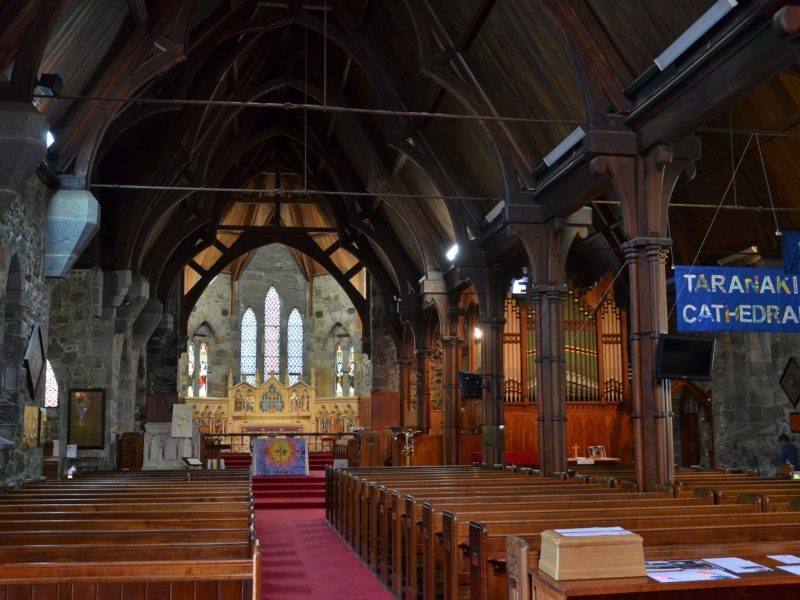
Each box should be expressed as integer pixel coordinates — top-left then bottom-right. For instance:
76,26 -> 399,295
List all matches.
304,6 -> 309,192
34,94 -> 585,125
729,110 -> 737,210
667,134 -> 755,320
755,134 -> 781,236
567,260 -> 629,348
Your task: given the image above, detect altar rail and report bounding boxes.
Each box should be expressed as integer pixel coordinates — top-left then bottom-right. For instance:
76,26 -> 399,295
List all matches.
202,432 -> 356,457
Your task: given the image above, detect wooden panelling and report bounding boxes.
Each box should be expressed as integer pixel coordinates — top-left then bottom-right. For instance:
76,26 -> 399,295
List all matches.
368,392 -> 400,430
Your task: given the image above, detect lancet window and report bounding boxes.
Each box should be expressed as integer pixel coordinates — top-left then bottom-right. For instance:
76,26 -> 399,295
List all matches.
198,341 -> 209,397
44,360 -> 58,408
334,342 -> 344,397
264,287 -> 281,380
287,308 -> 303,385
348,343 -> 355,396
240,307 -> 257,384
186,340 -> 195,397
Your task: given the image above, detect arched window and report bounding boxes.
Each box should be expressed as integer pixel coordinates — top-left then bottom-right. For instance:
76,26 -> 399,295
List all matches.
334,342 -> 344,397
198,341 -> 209,397
186,340 -> 195,397
240,307 -> 257,384
264,287 -> 281,380
44,360 -> 58,408
348,343 -> 355,396
287,308 -> 303,385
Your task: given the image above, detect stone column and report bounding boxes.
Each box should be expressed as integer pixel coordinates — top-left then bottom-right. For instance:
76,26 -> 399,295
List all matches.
415,349 -> 433,433
532,286 -> 569,475
0,102 -> 47,221
442,333 -> 463,464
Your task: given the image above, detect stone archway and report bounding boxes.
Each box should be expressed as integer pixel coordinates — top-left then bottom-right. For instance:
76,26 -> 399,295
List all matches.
0,255 -> 24,445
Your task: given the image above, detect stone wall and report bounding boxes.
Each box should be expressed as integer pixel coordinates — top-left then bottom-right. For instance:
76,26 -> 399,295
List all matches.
147,284 -> 179,395
181,245 -> 369,399
696,331 -> 800,475
48,269 -> 148,472
0,174 -> 50,488
369,283 -> 398,393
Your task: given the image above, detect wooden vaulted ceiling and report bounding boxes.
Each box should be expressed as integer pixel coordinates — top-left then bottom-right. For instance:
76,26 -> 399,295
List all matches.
4,0 -> 800,319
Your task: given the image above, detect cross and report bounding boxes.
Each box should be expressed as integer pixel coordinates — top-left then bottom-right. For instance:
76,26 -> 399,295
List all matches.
572,444 -> 580,459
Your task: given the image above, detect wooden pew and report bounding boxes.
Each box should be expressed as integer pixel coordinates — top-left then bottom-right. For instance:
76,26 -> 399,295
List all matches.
0,471 -> 260,600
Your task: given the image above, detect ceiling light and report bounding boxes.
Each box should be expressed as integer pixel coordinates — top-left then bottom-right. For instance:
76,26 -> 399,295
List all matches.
543,127 -> 586,167
35,73 -> 63,98
46,131 -> 54,148
654,0 -> 737,71
446,244 -> 458,261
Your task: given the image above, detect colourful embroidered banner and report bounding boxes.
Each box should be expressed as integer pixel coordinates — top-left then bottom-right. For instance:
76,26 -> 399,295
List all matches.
252,437 -> 309,476
676,266 -> 800,333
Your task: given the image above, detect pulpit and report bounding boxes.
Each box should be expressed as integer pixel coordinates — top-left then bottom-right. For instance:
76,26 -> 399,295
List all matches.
143,422 -> 200,469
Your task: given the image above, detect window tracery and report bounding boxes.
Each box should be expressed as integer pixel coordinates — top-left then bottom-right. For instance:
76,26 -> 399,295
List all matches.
198,341 -> 208,397
44,360 -> 58,408
348,343 -> 355,396
287,308 -> 303,385
334,342 -> 344,397
186,340 -> 195,397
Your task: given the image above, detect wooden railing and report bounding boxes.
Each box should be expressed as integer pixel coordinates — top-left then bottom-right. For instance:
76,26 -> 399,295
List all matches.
202,432 -> 356,456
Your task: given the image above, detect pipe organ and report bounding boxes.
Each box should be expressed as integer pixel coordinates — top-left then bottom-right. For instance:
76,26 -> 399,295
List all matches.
503,272 -> 630,404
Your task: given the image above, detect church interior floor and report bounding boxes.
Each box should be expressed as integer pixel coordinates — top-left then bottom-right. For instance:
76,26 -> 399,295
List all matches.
255,508 -> 394,600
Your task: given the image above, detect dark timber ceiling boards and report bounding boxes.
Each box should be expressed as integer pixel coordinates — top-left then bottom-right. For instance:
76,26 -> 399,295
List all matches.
3,0 -> 800,323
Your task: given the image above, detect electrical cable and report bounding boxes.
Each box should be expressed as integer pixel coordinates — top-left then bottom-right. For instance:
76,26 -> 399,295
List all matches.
755,134 -> 781,236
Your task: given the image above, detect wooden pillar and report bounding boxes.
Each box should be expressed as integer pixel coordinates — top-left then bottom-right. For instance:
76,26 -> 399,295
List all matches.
509,211 -> 591,476
415,349 -> 433,433
397,358 -> 412,428
532,286 -> 569,475
481,315 -> 506,466
591,137 -> 701,491
443,322 -> 463,464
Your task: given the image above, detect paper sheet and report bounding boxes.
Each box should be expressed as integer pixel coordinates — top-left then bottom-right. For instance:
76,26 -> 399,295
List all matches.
778,566 -> 800,576
770,555 -> 800,565
649,569 -> 739,583
554,526 -> 633,537
702,557 -> 772,574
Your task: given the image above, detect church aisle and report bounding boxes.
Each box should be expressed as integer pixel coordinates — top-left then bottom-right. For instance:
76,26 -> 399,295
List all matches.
256,508 -> 394,600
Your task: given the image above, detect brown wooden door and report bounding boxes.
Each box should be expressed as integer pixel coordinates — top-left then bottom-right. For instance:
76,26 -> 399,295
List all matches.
681,414 -> 701,467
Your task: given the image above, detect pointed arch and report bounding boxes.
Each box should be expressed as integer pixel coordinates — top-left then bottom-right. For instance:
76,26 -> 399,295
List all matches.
240,307 -> 257,384
287,308 -> 303,385
264,287 -> 281,380
186,339 -> 195,397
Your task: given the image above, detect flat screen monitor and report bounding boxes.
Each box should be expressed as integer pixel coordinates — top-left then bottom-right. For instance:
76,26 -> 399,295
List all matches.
655,334 -> 716,381
459,372 -> 483,399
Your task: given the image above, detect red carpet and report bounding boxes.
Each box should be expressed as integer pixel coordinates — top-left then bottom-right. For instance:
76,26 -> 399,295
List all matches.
255,508 -> 393,600
227,453 -> 332,509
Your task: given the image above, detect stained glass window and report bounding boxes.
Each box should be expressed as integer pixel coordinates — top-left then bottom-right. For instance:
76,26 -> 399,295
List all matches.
241,307 -> 257,384
199,341 -> 208,398
44,360 -> 58,407
287,308 -> 303,385
187,340 -> 195,397
348,343 -> 355,396
334,342 -> 344,397
264,287 -> 280,380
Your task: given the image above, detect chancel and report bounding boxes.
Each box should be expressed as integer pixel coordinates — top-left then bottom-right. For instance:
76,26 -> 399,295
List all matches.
6,1 -> 800,599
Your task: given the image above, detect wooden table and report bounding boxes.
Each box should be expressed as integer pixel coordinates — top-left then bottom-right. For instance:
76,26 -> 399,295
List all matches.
528,555 -> 800,599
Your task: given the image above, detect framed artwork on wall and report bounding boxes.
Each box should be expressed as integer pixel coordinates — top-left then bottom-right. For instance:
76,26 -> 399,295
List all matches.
22,404 -> 39,449
781,357 -> 800,408
67,389 -> 105,449
23,323 -> 44,397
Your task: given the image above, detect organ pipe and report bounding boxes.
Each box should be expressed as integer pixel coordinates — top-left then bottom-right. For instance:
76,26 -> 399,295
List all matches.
502,272 -> 629,404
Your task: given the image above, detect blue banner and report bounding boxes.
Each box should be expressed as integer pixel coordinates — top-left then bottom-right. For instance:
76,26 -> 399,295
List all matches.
783,231 -> 800,274
676,266 -> 800,333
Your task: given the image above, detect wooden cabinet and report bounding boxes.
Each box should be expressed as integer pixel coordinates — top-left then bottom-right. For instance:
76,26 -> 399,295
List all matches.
42,457 -> 59,480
